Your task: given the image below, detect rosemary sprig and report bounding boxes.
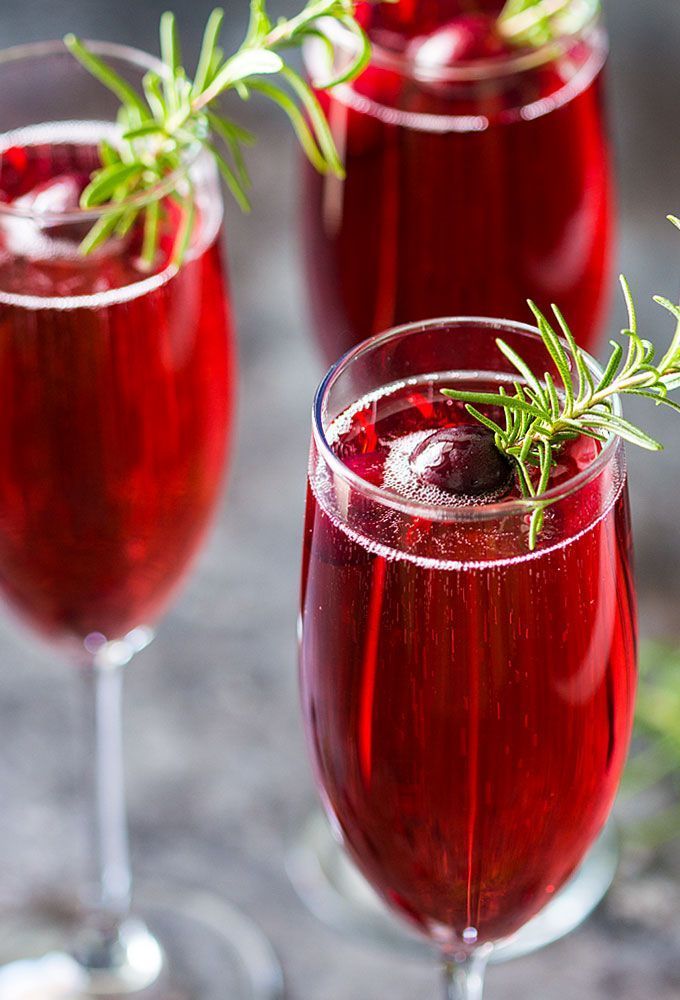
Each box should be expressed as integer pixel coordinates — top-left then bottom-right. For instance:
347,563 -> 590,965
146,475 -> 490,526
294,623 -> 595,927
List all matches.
443,216 -> 680,550
498,0 -> 583,47
64,1 -> 370,267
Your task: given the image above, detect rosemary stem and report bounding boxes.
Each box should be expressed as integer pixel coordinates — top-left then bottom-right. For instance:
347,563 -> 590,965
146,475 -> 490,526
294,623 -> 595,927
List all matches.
499,0 -> 572,39
585,371 -> 668,413
65,2 -> 370,264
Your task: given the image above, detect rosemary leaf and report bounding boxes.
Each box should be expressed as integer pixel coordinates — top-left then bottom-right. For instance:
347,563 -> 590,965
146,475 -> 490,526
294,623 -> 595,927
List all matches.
65,2 -> 371,264
441,219 -> 680,549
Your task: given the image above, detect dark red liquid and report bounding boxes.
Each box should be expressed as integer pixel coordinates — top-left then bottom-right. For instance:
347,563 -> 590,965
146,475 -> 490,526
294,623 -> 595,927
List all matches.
303,7 -> 613,362
0,132 -> 233,644
356,0 -> 508,44
300,378 -> 636,947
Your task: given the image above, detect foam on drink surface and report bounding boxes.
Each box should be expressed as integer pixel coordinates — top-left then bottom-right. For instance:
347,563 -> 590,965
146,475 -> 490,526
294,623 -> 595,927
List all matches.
0,121 -> 220,310
313,373 -> 622,569
326,374 -> 525,508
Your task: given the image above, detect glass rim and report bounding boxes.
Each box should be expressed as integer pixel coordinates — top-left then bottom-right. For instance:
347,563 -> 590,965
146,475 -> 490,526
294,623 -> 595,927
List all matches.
0,39 -> 200,224
312,316 -> 623,525
314,0 -> 601,84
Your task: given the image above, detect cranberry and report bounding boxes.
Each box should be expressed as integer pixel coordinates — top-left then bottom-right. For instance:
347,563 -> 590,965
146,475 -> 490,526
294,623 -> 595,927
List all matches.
9,173 -> 93,244
13,173 -> 86,216
409,425 -> 514,501
408,14 -> 508,69
357,1 -> 507,42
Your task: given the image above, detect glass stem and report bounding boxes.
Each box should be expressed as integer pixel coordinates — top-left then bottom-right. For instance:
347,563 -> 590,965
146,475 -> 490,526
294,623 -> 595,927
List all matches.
442,952 -> 490,1000
75,637 -> 163,992
84,656 -> 132,930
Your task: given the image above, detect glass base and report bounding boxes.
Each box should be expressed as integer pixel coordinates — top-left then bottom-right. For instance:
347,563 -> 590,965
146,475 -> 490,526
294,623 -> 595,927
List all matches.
287,811 -> 619,964
0,887 -> 283,999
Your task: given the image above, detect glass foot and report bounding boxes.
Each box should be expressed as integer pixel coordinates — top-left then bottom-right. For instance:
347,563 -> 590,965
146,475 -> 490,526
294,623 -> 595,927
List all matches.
287,811 -> 619,964
0,886 -> 283,999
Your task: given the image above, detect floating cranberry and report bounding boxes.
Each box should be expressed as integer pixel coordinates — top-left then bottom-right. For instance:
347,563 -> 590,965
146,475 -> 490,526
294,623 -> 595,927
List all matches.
408,14 -> 508,69
13,173 -> 87,215
409,425 -> 514,501
357,0 -> 507,42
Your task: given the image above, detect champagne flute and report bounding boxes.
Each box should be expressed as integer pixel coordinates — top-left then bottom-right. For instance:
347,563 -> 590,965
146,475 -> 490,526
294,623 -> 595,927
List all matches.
0,39 -> 281,1000
299,317 -> 637,998
292,0 -> 619,954
302,0 -> 613,363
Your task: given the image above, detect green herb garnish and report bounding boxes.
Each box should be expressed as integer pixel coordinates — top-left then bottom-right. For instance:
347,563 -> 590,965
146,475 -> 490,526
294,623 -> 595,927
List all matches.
443,216 -> 680,550
498,0 -> 584,47
64,1 -> 369,266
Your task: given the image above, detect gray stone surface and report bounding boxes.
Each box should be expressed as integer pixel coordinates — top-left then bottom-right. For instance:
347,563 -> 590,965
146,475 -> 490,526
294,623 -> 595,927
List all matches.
0,1 -> 679,998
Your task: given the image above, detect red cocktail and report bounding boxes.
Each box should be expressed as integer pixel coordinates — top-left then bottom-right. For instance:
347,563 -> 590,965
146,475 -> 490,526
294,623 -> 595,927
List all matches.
302,0 -> 613,361
0,129 -> 232,644
0,40 -> 260,998
300,318 -> 636,991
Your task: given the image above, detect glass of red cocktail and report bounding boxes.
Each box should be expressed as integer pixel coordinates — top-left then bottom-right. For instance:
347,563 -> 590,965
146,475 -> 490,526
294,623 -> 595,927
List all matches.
299,317 -> 636,998
0,40 -> 280,1000
293,0 -> 618,952
302,0 -> 613,363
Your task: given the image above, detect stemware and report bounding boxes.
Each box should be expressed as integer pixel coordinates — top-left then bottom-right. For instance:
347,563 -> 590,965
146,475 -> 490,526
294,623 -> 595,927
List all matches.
301,0 -> 613,363
299,317 -> 637,998
293,0 -> 619,951
0,40 -> 281,999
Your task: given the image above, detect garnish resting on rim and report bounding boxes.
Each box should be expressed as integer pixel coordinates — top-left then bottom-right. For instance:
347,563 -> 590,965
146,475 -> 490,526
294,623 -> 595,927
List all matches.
64,1 -> 370,266
443,216 -> 680,550
498,0 -> 585,48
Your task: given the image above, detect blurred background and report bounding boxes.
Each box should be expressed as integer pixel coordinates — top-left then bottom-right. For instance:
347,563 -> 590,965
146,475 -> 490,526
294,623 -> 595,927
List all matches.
0,1 -> 678,998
